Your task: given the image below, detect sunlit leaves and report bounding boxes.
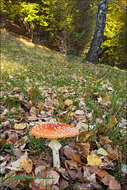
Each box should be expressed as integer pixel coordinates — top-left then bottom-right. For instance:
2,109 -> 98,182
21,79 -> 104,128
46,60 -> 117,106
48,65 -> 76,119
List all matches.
108,115 -> 118,129
87,154 -> 102,166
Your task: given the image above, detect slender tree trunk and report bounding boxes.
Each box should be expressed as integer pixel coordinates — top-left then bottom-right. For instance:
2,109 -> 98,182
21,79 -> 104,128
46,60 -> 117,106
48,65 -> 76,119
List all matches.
87,0 -> 108,63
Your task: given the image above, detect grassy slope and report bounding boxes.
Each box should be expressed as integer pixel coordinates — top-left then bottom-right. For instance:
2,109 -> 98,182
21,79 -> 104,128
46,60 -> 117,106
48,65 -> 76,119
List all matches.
0,30 -> 127,183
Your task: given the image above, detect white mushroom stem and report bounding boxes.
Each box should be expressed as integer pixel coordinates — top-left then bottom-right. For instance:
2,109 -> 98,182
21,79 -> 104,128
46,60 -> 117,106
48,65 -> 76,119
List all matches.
48,139 -> 62,169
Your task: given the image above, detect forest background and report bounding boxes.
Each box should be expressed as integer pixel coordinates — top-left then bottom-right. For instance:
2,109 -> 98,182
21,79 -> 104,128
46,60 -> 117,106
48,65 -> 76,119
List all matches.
0,0 -> 127,68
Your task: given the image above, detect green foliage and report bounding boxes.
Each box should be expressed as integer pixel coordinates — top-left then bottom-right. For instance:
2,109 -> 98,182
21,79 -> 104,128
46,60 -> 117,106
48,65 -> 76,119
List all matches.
1,0 -> 92,55
1,0 -> 52,29
100,1 -> 126,68
1,0 -> 126,68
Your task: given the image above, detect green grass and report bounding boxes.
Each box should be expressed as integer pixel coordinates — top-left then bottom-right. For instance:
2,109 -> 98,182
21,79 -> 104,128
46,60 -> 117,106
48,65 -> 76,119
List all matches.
0,31 -> 127,182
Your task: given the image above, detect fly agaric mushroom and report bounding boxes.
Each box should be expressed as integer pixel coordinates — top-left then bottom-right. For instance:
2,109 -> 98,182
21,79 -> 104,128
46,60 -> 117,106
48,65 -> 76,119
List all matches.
30,123 -> 79,168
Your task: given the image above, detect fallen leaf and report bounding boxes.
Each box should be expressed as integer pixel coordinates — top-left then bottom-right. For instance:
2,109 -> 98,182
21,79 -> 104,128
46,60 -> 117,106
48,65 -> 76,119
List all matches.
73,182 -> 95,190
58,86 -> 68,93
94,167 -> 121,190
81,143 -> 90,158
68,168 -> 83,181
76,122 -> 88,131
65,160 -> 78,170
94,167 -> 108,178
70,153 -> 83,165
2,171 -> 19,188
97,97 -> 103,103
87,154 -> 102,166
99,155 -> 115,169
6,152 -> 28,171
20,158 -> 33,173
121,164 -> 127,174
84,91 -> 89,101
30,106 -> 37,116
75,110 -> 84,115
32,169 -> 60,189
77,131 -> 91,142
7,133 -> 18,144
109,178 -> 121,190
27,115 -> 38,121
38,102 -> 44,110
86,112 -> 93,120
35,165 -> 47,176
107,87 -> 113,91
10,107 -> 17,113
105,145 -> 118,160
63,145 -> 76,159
103,95 -> 110,102
102,175 -> 121,190
28,88 -> 34,95
0,160 -> 7,174
14,123 -> 27,130
67,111 -> 75,118
97,148 -> 108,156
100,136 -> 111,145
108,115 -> 118,129
64,99 -> 73,107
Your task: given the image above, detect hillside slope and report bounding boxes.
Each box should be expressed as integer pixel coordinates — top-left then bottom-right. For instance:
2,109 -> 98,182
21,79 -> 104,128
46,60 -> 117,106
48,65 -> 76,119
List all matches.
0,30 -> 127,190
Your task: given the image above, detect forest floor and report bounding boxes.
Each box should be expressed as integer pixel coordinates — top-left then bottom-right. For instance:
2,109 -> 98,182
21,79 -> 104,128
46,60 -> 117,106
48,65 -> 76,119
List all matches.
0,29 -> 127,190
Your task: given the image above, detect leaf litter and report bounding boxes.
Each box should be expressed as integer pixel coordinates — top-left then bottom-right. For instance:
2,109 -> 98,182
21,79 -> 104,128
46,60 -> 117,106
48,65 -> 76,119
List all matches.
0,32 -> 127,190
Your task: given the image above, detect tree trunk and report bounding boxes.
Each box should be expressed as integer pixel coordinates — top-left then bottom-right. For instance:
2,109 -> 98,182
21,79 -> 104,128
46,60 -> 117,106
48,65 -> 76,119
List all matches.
87,0 -> 108,63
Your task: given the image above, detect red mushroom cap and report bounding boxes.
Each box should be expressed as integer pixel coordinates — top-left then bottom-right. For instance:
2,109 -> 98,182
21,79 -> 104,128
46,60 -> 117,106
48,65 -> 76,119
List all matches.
30,123 -> 79,138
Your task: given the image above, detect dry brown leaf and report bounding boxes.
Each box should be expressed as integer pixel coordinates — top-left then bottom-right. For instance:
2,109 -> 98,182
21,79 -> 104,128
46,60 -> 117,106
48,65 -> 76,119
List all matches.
81,143 -> 90,158
29,100 -> 34,105
105,145 -> 118,160
38,102 -> 44,110
70,153 -> 83,165
100,136 -> 111,145
87,154 -> 102,166
64,99 -> 73,107
30,106 -> 37,116
84,91 -> 89,101
108,115 -> 118,129
7,133 -> 18,144
98,126 -> 105,134
14,123 -> 27,130
100,158 -> 115,170
94,167 -> 108,178
83,166 -> 96,183
2,171 -> 19,188
63,145 -> 76,159
32,169 -> 60,190
73,182 -> 96,190
6,152 -> 28,171
68,168 -> 83,181
108,150 -> 118,161
102,175 -> 121,190
65,160 -> 78,170
109,178 -> 121,190
94,167 -> 121,190
28,88 -> 34,95
20,158 -> 33,173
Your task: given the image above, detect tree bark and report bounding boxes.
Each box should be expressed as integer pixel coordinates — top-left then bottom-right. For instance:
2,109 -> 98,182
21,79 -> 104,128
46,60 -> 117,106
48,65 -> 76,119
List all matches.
87,0 -> 108,63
